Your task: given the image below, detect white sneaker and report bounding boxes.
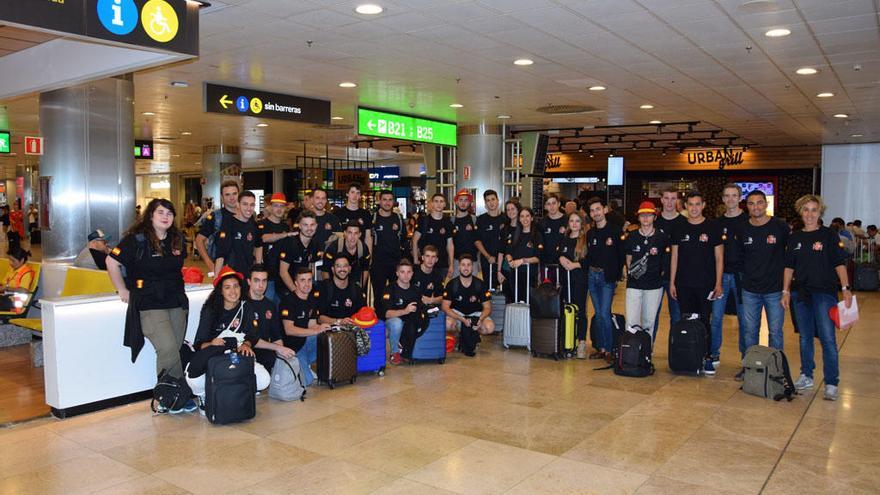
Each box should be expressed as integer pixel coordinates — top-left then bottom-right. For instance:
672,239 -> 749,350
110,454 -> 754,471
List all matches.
794,374 -> 814,390
576,341 -> 587,360
824,384 -> 838,401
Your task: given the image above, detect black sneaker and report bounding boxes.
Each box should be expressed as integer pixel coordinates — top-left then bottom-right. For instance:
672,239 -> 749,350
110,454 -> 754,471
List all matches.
734,369 -> 745,382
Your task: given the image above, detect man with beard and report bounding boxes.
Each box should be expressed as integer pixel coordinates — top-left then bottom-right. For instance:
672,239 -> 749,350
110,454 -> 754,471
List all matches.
316,256 -> 365,326
311,188 -> 341,249
451,189 -> 478,277
279,211 -> 321,294
475,189 -> 505,289
442,255 -> 494,356
370,190 -> 406,299
256,193 -> 294,303
214,190 -> 259,278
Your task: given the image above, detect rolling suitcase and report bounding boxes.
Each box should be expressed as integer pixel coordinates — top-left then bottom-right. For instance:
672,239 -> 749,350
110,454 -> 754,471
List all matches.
562,270 -> 578,357
503,264 -> 531,350
205,353 -> 257,425
411,312 -> 447,364
530,277 -> 561,359
317,328 -> 358,388
356,321 -> 387,376
488,270 -> 506,333
668,315 -> 707,374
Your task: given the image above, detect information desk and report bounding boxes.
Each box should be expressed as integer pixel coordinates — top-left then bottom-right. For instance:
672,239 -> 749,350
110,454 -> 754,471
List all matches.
41,284 -> 211,418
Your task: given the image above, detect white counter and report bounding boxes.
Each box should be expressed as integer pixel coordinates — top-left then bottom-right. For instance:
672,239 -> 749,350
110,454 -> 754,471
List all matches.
41,284 -> 211,417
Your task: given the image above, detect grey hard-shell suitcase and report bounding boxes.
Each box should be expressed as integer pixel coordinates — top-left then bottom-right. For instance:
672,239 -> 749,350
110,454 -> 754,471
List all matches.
503,264 -> 531,350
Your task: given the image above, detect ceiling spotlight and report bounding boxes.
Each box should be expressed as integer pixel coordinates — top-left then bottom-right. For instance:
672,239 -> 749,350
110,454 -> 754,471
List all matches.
256,123 -> 269,127
609,149 -> 615,156
603,136 -> 610,144
331,116 -> 344,120
514,58 -> 534,66
851,133 -> 864,137
649,120 -> 662,124
743,145 -> 750,152
355,4 -> 383,15
497,114 -> 511,119
368,140 -> 374,148
338,82 -> 358,88
640,104 -> 654,109
588,85 -> 606,91
578,144 -> 583,152
180,131 -> 192,136
795,67 -> 818,75
833,113 -> 849,118
588,151 -> 594,158
687,123 -> 694,133
765,28 -> 791,37
679,147 -> 685,154
170,81 -> 189,88
817,92 -> 834,98
662,148 -> 667,156
141,111 -> 155,116
449,103 -> 463,108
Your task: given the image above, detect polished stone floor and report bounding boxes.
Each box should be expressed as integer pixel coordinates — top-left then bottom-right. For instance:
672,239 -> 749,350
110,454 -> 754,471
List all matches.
0,288 -> 877,494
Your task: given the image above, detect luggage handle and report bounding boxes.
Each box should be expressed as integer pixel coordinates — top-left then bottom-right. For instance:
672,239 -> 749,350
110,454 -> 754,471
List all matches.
514,262 -> 531,304
567,269 -> 571,304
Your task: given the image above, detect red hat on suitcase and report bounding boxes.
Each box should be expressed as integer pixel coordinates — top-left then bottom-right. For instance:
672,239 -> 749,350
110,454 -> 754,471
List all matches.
352,307 -> 379,328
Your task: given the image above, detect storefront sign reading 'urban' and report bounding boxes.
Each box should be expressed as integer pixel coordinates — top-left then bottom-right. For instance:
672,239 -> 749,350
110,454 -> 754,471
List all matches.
687,149 -> 744,169
205,83 -> 330,125
357,108 -> 457,147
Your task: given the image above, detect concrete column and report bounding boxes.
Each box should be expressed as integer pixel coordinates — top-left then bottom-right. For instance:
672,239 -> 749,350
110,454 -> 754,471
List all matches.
201,145 -> 240,209
456,124 -> 503,213
39,75 -> 135,261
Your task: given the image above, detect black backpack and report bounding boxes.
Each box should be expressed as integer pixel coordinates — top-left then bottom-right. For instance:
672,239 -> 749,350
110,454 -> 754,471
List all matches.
668,316 -> 707,374
151,369 -> 192,413
614,326 -> 654,377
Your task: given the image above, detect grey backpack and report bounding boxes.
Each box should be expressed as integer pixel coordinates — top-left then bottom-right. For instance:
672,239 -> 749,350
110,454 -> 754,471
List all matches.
268,355 -> 306,402
742,345 -> 796,401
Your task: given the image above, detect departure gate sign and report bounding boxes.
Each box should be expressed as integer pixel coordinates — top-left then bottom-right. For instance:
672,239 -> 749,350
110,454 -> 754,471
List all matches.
357,108 -> 457,147
204,83 -> 330,125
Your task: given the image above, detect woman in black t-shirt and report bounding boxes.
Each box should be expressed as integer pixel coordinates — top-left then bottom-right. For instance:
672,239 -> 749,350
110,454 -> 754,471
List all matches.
496,200 -> 521,303
558,212 -> 589,357
782,195 -> 851,401
503,208 -> 542,303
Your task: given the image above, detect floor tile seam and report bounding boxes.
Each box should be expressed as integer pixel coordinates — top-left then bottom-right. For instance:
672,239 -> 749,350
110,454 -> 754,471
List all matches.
333,436 -> 481,479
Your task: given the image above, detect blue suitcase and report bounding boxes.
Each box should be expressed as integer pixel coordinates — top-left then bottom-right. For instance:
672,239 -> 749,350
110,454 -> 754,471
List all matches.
356,321 -> 387,376
410,313 -> 447,364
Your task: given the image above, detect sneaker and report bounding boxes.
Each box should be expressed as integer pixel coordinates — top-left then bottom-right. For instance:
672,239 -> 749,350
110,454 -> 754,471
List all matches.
196,396 -> 206,416
169,399 -> 198,414
588,350 -> 604,360
824,384 -> 838,401
712,356 -> 720,368
734,368 -> 745,382
703,359 -> 716,376
576,341 -> 587,360
390,352 -> 402,365
794,374 -> 814,390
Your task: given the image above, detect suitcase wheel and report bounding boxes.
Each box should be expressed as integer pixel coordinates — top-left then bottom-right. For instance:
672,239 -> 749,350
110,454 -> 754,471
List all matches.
503,344 -> 510,349
553,354 -> 559,361
328,381 -> 335,390
438,358 -> 445,365
531,351 -> 537,357
378,367 -> 385,377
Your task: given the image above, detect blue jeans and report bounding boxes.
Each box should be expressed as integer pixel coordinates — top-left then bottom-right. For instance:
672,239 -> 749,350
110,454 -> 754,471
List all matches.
588,270 -> 616,351
653,279 -> 681,342
386,317 -> 404,354
296,335 -> 317,386
741,290 -> 784,356
709,273 -> 744,359
793,291 -> 839,386
265,281 -> 281,307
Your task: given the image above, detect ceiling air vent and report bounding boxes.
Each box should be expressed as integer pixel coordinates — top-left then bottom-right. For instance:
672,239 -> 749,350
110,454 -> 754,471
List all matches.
535,104 -> 600,115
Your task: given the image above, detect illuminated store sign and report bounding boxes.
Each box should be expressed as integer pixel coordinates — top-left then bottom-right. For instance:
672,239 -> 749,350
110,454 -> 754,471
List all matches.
687,149 -> 745,169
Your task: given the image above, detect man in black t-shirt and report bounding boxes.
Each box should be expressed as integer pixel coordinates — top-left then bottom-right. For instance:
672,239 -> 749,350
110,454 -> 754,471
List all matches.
538,193 -> 567,284
246,266 -> 296,373
382,260 -> 421,364
370,190 -> 406,302
279,212 -> 321,294
585,197 -> 625,359
442,255 -> 494,356
322,222 -> 371,288
316,256 -> 366,325
214,190 -> 259,278
280,267 -> 331,386
412,245 -> 445,306
311,188 -> 341,249
335,183 -> 373,248
475,189 -> 505,289
452,189 -> 479,277
257,192 -> 295,304
710,184 -> 748,370
413,193 -> 454,280
670,191 -> 723,375
195,179 -> 240,275
624,202 -> 670,342
653,187 -> 686,337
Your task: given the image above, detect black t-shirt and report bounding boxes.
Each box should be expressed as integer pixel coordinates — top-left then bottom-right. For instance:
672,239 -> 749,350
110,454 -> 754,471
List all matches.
655,214 -> 687,281
109,233 -> 186,310
279,234 -> 321,273
672,219 -> 722,288
412,266 -> 444,298
248,297 -> 283,342
381,282 -> 420,319
506,229 -> 543,260
335,206 -> 372,234
279,292 -> 318,351
452,214 -> 478,258
785,227 -> 847,296
194,302 -> 259,348
315,279 -> 365,319
197,208 -> 233,239
313,211 -> 341,248
322,239 -> 371,281
215,216 -> 258,276
624,230 -> 670,290
586,223 -> 625,280
557,236 -> 586,289
256,218 -> 290,281
372,212 -> 405,262
718,212 -> 748,273
741,217 -> 789,294
443,276 -> 490,315
476,213 -> 505,256
286,207 -> 303,226
538,215 -> 567,264
90,249 -> 109,270
417,214 -> 454,267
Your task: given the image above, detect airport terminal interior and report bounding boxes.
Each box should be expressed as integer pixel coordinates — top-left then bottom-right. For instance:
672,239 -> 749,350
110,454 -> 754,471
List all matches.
1,0 -> 880,493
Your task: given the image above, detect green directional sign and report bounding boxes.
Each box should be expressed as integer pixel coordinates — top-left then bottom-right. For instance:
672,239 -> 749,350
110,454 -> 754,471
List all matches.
0,131 -> 10,154
357,108 -> 457,147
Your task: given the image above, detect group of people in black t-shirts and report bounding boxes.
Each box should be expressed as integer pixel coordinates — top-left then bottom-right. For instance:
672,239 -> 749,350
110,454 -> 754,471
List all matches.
106,180 -> 853,415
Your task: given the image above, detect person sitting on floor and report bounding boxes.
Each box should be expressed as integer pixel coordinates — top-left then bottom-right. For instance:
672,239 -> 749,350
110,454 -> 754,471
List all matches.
0,246 -> 35,312
279,267 -> 331,387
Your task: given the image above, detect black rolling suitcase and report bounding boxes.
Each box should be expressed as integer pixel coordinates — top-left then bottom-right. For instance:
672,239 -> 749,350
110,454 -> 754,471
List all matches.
530,280 -> 562,359
668,316 -> 707,374
205,353 -> 257,425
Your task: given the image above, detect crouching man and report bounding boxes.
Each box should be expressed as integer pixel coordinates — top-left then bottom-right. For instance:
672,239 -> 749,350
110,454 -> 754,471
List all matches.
442,254 -> 494,356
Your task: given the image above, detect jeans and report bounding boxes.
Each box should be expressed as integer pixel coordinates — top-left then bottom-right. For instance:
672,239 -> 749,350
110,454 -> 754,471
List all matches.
625,288 -> 663,340
653,279 -> 681,341
296,335 -> 318,386
264,281 -> 281,307
588,270 -> 616,351
793,291 -> 839,386
386,317 -> 404,354
741,290 -> 784,356
710,273 -> 744,359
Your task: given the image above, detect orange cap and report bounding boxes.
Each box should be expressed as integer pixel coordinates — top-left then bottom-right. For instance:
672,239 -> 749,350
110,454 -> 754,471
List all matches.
269,192 -> 287,204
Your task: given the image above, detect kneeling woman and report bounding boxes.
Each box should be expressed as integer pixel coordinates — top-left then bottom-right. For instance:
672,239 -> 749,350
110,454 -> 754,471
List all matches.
186,267 -> 271,400
0,246 -> 35,312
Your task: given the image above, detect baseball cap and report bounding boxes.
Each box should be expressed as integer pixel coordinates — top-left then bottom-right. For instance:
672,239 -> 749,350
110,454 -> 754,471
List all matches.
636,201 -> 657,216
455,188 -> 471,200
269,192 -> 287,204
88,229 -> 110,241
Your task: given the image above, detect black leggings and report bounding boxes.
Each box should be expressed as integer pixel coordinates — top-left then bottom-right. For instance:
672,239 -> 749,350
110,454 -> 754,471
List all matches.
676,285 -> 712,354
562,270 -> 589,340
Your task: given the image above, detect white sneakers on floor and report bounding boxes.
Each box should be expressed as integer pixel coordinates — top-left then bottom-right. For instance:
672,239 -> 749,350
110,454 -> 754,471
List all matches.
794,374 -> 814,390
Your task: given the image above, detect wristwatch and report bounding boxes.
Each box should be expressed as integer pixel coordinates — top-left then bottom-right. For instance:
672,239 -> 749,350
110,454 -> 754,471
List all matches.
841,285 -> 851,292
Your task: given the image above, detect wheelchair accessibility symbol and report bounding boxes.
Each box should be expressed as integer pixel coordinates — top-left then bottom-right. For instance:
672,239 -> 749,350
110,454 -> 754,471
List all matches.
141,0 -> 179,43
249,97 -> 263,114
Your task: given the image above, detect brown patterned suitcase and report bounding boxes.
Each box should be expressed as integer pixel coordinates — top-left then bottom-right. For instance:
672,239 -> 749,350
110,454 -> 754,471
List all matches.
316,328 -> 358,389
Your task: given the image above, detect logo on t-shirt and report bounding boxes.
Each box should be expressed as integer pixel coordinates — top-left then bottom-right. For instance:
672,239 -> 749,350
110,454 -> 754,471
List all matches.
469,295 -> 477,302
358,218 -> 364,224
345,298 -> 353,307
794,242 -> 802,251
325,223 -> 333,230
246,232 -> 253,242
545,227 -> 552,234
265,310 -> 272,319
633,245 -> 641,252
744,236 -> 753,245
699,234 -> 709,242
392,223 -> 399,231
682,234 -> 690,242
605,237 -> 613,246
465,224 -> 473,231
298,311 -> 306,319
767,235 -> 777,245
649,247 -> 659,256
559,226 -> 566,234
439,228 -> 446,234
813,242 -> 823,251
527,241 -> 534,248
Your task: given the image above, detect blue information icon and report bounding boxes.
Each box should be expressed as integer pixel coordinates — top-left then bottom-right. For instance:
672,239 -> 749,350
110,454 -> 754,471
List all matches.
236,96 -> 249,113
97,0 -> 138,35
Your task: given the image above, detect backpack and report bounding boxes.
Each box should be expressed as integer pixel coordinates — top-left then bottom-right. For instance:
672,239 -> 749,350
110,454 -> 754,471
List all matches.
196,209 -> 224,259
613,326 -> 654,377
742,345 -> 796,401
151,368 -> 192,413
268,355 -> 307,402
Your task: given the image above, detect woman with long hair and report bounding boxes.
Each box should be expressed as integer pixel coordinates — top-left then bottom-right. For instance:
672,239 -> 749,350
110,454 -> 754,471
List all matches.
496,200 -> 521,302
107,198 -> 193,413
558,212 -> 590,358
503,207 -> 542,302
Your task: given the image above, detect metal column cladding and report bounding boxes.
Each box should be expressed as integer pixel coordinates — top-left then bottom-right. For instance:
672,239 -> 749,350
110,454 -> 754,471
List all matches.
39,76 -> 135,261
456,125 -> 503,213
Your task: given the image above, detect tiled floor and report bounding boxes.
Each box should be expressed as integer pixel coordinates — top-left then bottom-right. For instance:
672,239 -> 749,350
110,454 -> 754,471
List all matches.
0,289 -> 877,494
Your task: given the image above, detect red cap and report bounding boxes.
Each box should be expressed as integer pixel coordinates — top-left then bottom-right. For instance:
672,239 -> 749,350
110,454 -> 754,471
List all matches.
352,306 -> 379,328
269,192 -> 287,204
455,188 -> 471,200
182,267 -> 205,284
213,266 -> 244,287
636,201 -> 657,216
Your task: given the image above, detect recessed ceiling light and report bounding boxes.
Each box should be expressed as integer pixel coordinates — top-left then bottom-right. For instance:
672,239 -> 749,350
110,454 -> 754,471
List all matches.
834,113 -> 849,118
851,133 -> 863,137
355,4 -> 383,15
141,112 -> 155,116
588,85 -> 606,91
338,82 -> 357,88
496,114 -> 511,119
256,123 -> 269,127
180,131 -> 192,136
817,92 -> 834,98
170,81 -> 189,88
331,116 -> 344,120
514,58 -> 534,66
795,67 -> 818,75
765,28 -> 791,37
172,154 -> 180,158
449,103 -> 463,108
640,104 -> 654,109
649,120 -> 662,124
